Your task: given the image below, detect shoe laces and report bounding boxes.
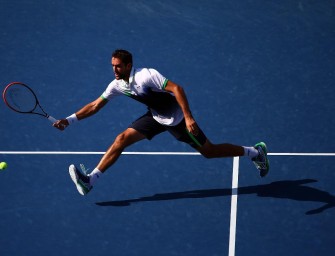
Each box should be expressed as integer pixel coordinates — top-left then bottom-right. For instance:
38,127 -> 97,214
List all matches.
80,164 -> 90,175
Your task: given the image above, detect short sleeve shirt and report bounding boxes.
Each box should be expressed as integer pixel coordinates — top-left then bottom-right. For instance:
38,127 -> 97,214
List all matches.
101,68 -> 184,126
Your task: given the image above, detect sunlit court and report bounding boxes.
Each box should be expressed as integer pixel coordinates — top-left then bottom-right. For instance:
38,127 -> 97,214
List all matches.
1,1 -> 334,255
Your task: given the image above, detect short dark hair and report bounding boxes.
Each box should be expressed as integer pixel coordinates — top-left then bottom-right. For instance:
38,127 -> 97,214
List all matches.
112,49 -> 133,65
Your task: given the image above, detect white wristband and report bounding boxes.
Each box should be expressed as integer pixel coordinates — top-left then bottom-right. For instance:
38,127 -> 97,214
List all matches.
66,113 -> 78,124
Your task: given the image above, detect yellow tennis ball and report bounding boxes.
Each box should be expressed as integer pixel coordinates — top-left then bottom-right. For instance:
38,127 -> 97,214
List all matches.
0,162 -> 8,170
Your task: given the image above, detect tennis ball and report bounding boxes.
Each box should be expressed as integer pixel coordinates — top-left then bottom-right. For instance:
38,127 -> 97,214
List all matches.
0,162 -> 8,170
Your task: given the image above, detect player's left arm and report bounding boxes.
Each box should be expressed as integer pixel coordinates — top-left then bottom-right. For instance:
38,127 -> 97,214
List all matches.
164,80 -> 199,135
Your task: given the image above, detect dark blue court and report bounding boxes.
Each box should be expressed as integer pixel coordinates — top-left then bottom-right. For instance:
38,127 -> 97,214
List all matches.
1,1 -> 334,255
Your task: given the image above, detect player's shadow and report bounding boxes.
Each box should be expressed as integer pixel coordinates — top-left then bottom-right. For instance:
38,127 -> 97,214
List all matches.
96,179 -> 335,215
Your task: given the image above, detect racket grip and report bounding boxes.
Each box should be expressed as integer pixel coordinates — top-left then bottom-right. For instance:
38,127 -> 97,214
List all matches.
47,115 -> 57,123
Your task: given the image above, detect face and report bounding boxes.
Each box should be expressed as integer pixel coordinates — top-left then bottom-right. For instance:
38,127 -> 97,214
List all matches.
111,57 -> 131,80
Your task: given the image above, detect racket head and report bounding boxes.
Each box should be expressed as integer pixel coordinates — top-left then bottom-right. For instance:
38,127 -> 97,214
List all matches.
3,82 -> 39,113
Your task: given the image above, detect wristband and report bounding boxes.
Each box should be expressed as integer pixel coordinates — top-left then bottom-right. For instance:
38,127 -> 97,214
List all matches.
66,113 -> 78,124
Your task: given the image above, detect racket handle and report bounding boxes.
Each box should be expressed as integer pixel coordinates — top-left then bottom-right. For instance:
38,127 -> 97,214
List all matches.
47,115 -> 57,123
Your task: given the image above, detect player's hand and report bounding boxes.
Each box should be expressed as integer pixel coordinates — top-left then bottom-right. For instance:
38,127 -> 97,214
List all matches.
185,116 -> 199,136
53,119 -> 69,131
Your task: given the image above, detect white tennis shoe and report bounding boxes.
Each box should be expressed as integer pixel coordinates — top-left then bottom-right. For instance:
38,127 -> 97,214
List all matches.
69,164 -> 92,195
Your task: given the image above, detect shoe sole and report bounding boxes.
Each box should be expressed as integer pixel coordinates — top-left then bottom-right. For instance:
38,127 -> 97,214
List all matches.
69,164 -> 86,196
260,142 -> 270,173
254,142 -> 270,177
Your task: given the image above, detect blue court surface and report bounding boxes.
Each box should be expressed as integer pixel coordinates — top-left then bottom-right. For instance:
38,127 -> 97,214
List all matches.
1,1 -> 335,255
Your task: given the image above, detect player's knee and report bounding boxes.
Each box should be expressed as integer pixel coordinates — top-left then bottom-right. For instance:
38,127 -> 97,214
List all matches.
198,146 -> 215,158
200,150 -> 215,159
113,132 -> 128,150
197,141 -> 216,159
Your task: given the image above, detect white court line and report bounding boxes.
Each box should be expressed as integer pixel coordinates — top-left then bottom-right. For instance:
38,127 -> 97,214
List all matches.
0,151 -> 199,155
269,153 -> 335,156
228,157 -> 240,256
1,151 -> 335,156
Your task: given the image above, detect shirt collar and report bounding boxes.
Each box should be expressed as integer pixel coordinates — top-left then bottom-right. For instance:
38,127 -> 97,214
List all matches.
129,67 -> 135,85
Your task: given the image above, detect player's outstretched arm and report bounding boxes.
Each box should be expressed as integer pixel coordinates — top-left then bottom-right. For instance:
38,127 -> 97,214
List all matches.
74,97 -> 108,120
53,97 -> 108,130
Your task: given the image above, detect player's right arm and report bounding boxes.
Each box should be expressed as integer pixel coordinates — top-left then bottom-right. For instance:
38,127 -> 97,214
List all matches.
74,96 -> 108,120
53,96 -> 108,130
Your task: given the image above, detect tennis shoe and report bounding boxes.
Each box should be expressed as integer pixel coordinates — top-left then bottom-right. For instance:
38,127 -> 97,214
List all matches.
252,142 -> 270,177
69,164 -> 92,195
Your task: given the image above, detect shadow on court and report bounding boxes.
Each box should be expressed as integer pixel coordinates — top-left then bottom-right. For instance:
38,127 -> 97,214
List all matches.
96,179 -> 335,215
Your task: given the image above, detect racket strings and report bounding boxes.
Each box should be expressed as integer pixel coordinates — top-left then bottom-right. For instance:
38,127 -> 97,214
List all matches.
5,85 -> 37,112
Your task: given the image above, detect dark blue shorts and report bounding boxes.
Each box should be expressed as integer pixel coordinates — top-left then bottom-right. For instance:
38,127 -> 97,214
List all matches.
129,111 -> 207,148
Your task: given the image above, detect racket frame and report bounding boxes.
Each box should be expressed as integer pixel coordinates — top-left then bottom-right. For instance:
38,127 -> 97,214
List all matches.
3,82 -> 57,123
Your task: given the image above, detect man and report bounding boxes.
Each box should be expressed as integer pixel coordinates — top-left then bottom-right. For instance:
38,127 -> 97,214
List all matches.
53,49 -> 269,196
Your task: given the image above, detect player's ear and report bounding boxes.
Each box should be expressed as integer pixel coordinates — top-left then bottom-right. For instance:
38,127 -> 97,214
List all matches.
126,63 -> 132,70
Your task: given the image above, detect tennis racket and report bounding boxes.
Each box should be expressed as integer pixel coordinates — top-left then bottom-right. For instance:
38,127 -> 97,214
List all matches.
2,82 -> 57,123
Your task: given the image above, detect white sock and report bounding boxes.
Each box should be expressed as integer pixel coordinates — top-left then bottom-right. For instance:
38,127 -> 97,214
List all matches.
88,168 -> 103,186
243,146 -> 259,158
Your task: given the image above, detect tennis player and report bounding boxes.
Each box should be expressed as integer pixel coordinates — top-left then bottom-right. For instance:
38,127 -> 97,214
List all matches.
53,49 -> 270,195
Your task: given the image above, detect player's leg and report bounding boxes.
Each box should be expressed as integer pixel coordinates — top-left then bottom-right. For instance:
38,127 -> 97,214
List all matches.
197,140 -> 269,177
167,119 -> 269,177
89,113 -> 165,187
69,128 -> 146,195
96,128 -> 146,172
69,112 -> 166,195
166,119 -> 242,157
197,139 -> 244,158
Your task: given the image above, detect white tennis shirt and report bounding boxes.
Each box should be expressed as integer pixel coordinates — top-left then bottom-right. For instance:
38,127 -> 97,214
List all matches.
101,68 -> 184,126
